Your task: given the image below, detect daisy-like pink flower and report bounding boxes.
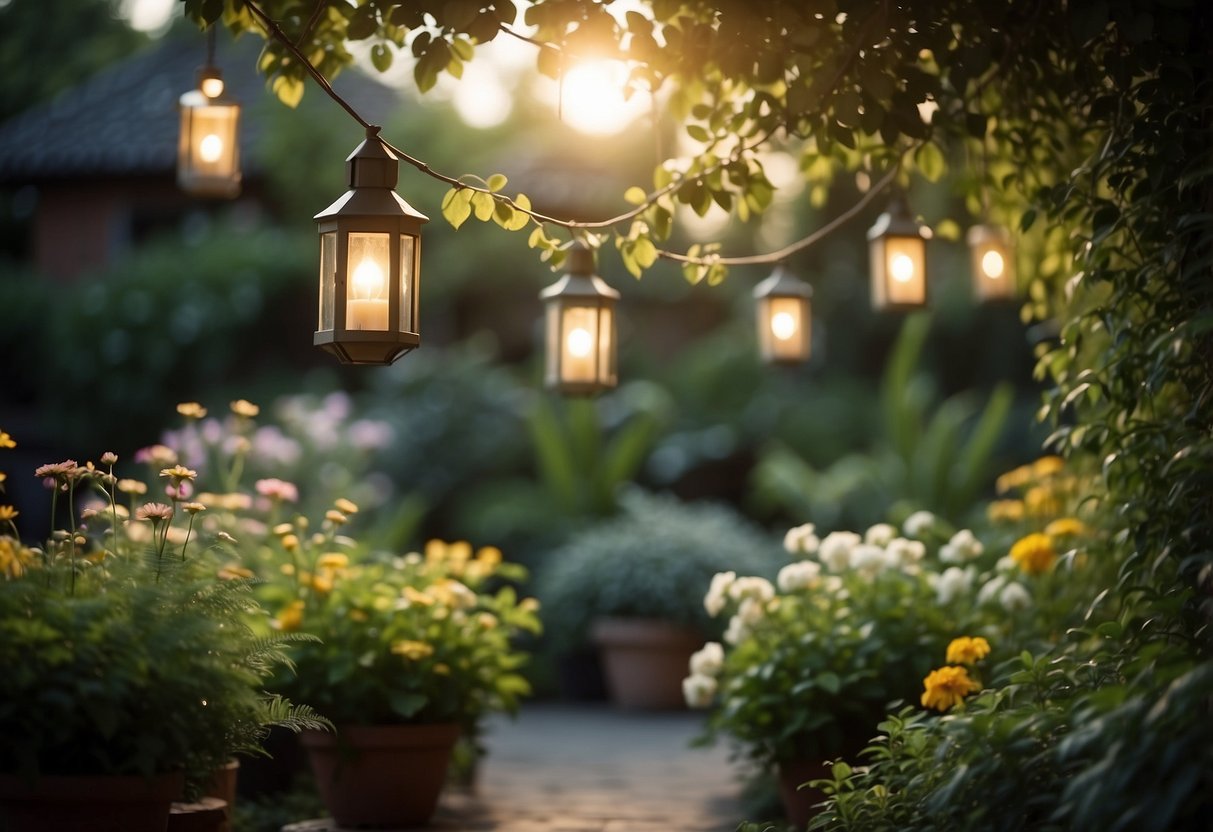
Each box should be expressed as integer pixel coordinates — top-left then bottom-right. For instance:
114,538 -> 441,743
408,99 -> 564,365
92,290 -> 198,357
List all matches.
255,478 -> 299,503
34,460 -> 80,483
182,502 -> 207,515
135,502 -> 174,523
100,452 -> 118,466
134,444 -> 178,467
160,465 -> 198,484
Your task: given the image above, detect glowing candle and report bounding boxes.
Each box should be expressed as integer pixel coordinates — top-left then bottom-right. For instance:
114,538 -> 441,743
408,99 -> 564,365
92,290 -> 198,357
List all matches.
199,134 -> 223,163
347,256 -> 389,330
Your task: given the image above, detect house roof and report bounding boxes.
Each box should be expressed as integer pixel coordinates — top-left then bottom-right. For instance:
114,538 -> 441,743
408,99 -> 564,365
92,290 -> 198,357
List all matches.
0,28 -> 405,184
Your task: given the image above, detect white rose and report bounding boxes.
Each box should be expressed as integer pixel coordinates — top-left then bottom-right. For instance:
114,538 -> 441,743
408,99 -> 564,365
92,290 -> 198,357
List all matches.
903,511 -> 937,538
737,597 -> 766,626
886,537 -> 927,568
729,576 -> 775,604
996,555 -> 1017,573
819,531 -> 861,572
682,673 -> 718,708
935,566 -> 974,604
864,523 -> 897,546
689,642 -> 724,677
999,582 -> 1032,611
941,529 -> 984,563
783,523 -> 820,556
704,571 -> 736,617
977,575 -> 1007,605
723,614 -> 750,645
851,544 -> 888,578
777,560 -> 822,593
822,575 -> 845,595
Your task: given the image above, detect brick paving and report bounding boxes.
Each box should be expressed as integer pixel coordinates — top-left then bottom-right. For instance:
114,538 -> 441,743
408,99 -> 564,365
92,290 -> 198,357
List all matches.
286,704 -> 745,832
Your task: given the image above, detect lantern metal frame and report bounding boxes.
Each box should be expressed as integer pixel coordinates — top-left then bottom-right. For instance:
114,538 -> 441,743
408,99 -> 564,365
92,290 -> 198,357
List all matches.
967,223 -> 1016,302
177,28 -> 241,199
867,197 -> 929,312
313,126 -> 428,366
753,264 -> 813,364
539,243 -> 621,395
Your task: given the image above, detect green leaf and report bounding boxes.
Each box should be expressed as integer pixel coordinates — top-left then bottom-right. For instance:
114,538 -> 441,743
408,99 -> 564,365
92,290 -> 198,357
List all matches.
370,44 -> 393,73
914,142 -> 947,182
388,691 -> 427,719
441,187 -> 473,229
491,198 -> 516,228
472,191 -> 495,221
270,74 -> 305,108
504,194 -> 531,231
633,236 -> 658,269
347,6 -> 378,40
486,173 -> 508,193
624,186 -> 648,205
817,672 -> 841,694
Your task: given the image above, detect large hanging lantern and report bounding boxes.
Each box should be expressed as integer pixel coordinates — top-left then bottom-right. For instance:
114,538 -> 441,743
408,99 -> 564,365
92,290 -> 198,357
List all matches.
177,29 -> 241,198
967,224 -> 1016,302
753,264 -> 812,364
314,126 -> 428,365
539,243 -> 620,395
867,197 -> 929,311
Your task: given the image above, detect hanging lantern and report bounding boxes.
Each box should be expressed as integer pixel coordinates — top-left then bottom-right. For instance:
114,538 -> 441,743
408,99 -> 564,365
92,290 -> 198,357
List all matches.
967,224 -> 1016,302
539,243 -> 620,395
177,30 -> 241,198
867,197 -> 929,311
753,264 -> 812,364
314,126 -> 428,365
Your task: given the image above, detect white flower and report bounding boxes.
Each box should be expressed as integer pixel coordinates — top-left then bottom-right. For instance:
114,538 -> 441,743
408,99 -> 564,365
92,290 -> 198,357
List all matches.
999,582 -> 1032,611
689,642 -> 724,677
822,575 -> 845,595
723,614 -> 750,645
903,511 -> 937,538
736,597 -> 766,626
940,529 -> 985,564
996,555 -> 1017,573
704,571 -> 736,617
864,523 -> 897,546
977,575 -> 1007,605
777,560 -> 822,593
819,531 -> 861,572
935,566 -> 974,604
682,673 -> 718,708
783,523 -> 820,556
886,537 -> 927,568
729,576 -> 775,604
851,544 -> 888,578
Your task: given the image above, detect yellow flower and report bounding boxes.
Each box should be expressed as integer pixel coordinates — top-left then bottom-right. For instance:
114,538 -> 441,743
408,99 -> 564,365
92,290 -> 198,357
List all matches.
275,600 -> 304,632
279,563 -> 296,576
218,564 -> 255,580
995,465 -> 1033,495
273,522 -> 294,536
0,431 -> 15,449
1024,485 -> 1062,518
230,399 -> 260,418
520,597 -> 541,614
1045,517 -> 1086,537
182,502 -> 207,515
476,545 -> 503,569
921,666 -> 981,712
433,663 -> 451,676
424,539 -> 446,565
477,612 -> 499,630
117,479 -> 148,496
349,609 -> 368,622
311,572 -> 333,594
281,534 -> 300,552
987,499 -> 1025,523
447,540 -> 472,566
0,506 -> 17,521
317,552 -> 349,570
1032,455 -> 1065,478
176,402 -> 208,419
403,585 -> 435,606
325,510 -> 348,525
159,465 -> 198,483
334,498 -> 359,514
1010,533 -> 1056,575
390,640 -> 434,660
0,536 -> 37,578
945,636 -> 991,666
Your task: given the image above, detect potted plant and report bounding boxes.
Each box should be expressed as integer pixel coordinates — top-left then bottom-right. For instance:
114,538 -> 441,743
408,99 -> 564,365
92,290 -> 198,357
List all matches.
537,491 -> 784,709
685,516 -> 970,825
0,442 -> 327,832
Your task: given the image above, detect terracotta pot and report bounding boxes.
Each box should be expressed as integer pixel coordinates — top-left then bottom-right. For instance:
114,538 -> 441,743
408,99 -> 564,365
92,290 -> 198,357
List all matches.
302,723 -> 460,828
203,760 -> 238,832
167,797 -> 227,832
0,770 -> 184,832
777,758 -> 834,828
591,617 -> 703,710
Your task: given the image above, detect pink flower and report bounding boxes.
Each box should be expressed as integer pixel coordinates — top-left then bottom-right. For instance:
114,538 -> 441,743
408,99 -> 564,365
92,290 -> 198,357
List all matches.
255,478 -> 299,503
135,502 -> 174,523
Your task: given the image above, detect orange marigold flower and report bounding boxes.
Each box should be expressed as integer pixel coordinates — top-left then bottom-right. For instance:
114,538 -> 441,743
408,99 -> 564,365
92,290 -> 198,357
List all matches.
1045,517 -> 1086,537
945,636 -> 991,666
1010,533 -> 1056,575
921,666 -> 981,712
0,431 -> 15,449
275,600 -> 304,632
230,399 -> 260,418
177,402 -> 208,419
1032,455 -> 1065,478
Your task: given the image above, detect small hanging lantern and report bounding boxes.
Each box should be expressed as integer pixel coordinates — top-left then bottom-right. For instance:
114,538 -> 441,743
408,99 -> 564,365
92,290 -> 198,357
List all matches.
177,28 -> 241,198
867,196 -> 929,311
967,224 -> 1016,302
314,126 -> 428,365
753,264 -> 812,364
539,243 -> 620,395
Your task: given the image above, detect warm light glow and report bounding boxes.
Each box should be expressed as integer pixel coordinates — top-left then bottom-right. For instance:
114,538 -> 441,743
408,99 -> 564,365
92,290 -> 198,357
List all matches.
891,253 -> 916,283
352,257 -> 386,300
198,133 -> 223,163
981,250 -> 1005,279
567,327 -> 594,358
770,312 -> 798,341
556,59 -> 648,136
200,76 -> 225,98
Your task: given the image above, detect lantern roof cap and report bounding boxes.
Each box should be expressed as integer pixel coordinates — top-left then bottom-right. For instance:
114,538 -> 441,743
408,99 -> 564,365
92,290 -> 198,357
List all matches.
966,223 -> 1011,245
753,263 -> 812,299
539,245 -> 620,302
867,195 -> 927,240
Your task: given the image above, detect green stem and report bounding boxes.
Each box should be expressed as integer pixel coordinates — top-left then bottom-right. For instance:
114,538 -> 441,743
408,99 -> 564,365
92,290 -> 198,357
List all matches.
181,515 -> 195,562
67,480 -> 77,596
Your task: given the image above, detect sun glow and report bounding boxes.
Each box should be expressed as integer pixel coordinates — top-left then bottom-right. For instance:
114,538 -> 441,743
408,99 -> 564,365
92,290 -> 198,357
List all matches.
553,59 -> 648,136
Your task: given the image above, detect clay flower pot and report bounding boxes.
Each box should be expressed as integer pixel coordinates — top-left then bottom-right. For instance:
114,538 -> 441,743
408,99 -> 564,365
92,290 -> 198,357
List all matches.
302,723 -> 460,828
0,770 -> 184,832
777,758 -> 834,828
591,617 -> 703,710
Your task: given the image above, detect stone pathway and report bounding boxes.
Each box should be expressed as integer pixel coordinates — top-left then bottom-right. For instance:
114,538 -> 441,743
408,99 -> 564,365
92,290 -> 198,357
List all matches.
287,704 -> 745,832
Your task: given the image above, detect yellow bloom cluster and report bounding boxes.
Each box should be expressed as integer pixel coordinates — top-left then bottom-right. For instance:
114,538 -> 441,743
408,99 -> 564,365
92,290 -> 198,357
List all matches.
275,600 -> 304,632
0,536 -> 37,579
987,499 -> 1025,523
921,665 -> 981,712
945,636 -> 991,665
390,639 -> 434,660
1044,517 -> 1086,537
1010,533 -> 1057,575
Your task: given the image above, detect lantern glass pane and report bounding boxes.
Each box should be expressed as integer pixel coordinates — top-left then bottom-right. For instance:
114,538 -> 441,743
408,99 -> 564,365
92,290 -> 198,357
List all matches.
971,240 -> 1015,300
399,234 -> 416,333
319,231 -> 336,331
188,104 -> 238,176
598,304 -> 616,385
883,236 -> 926,306
763,296 -> 810,361
560,305 -> 600,385
544,302 -> 561,387
345,232 -> 390,331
